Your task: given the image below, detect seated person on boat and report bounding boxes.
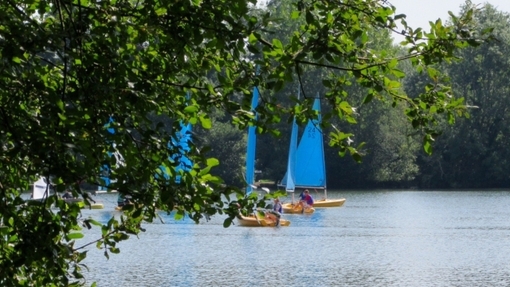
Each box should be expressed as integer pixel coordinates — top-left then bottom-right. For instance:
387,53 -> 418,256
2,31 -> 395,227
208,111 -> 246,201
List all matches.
117,194 -> 132,208
296,189 -> 314,210
62,190 -> 73,199
265,198 -> 283,224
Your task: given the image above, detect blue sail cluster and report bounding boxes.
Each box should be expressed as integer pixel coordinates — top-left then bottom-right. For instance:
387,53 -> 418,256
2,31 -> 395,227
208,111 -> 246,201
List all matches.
281,93 -> 326,191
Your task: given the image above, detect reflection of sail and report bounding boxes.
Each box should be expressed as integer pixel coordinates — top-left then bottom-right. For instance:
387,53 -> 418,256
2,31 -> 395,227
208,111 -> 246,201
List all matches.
245,85 -> 259,195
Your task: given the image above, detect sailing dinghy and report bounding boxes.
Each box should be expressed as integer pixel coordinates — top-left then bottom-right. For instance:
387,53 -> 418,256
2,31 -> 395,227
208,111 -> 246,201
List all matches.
280,95 -> 345,209
29,177 -> 104,209
280,89 -> 314,214
237,81 -> 290,227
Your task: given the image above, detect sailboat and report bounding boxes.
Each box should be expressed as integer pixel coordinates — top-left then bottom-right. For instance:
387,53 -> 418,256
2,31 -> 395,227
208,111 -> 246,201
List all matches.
96,117 -> 121,197
281,89 -> 315,214
280,95 -> 345,209
158,91 -> 193,184
115,93 -> 195,211
29,177 -> 104,209
236,83 -> 290,227
30,177 -> 51,201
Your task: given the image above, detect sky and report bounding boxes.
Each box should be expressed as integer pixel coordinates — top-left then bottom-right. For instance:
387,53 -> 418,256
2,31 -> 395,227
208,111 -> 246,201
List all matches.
388,0 -> 510,42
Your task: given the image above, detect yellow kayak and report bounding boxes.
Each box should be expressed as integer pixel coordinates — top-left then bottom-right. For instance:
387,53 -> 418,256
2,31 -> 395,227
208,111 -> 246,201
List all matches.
282,203 -> 315,214
237,214 -> 290,227
313,198 -> 346,208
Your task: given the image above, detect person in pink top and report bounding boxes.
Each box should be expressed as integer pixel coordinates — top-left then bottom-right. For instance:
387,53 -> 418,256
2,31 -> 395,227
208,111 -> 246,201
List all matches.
296,189 -> 314,213
302,190 -> 314,207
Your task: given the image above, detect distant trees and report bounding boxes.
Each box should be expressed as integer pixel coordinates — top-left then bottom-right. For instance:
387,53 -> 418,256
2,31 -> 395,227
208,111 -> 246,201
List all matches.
414,4 -> 510,188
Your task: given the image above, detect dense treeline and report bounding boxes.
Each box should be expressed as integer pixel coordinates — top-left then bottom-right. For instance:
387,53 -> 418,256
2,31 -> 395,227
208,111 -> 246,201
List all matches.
412,4 -> 510,189
202,2 -> 510,190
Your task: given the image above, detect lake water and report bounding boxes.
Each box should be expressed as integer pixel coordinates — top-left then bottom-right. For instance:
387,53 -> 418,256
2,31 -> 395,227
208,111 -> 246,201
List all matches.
80,190 -> 510,286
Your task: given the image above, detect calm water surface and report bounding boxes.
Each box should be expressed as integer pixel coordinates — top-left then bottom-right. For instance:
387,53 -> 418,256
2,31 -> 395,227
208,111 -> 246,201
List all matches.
80,190 -> 510,286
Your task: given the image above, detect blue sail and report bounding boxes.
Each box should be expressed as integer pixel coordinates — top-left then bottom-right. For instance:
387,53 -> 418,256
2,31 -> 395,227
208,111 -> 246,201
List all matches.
285,117 -> 298,192
171,120 -> 193,183
293,96 -> 326,189
281,88 -> 301,192
245,85 -> 259,195
99,117 -> 116,191
98,117 -> 126,204
161,92 -> 193,183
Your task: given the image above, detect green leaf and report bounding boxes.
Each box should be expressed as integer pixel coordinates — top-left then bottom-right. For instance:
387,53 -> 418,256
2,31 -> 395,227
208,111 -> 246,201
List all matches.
174,210 -> 185,220
391,69 -> 406,78
86,219 -> 103,227
155,8 -> 167,16
66,233 -> 84,240
0,226 -> 9,235
199,114 -> 212,129
184,105 -> 198,113
423,136 -> 433,155
56,100 -> 64,111
363,93 -> 373,104
351,152 -> 362,163
305,10 -> 314,24
206,158 -> 219,167
427,67 -> 438,79
272,38 -> 283,49
223,217 -> 233,228
248,33 -> 257,44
